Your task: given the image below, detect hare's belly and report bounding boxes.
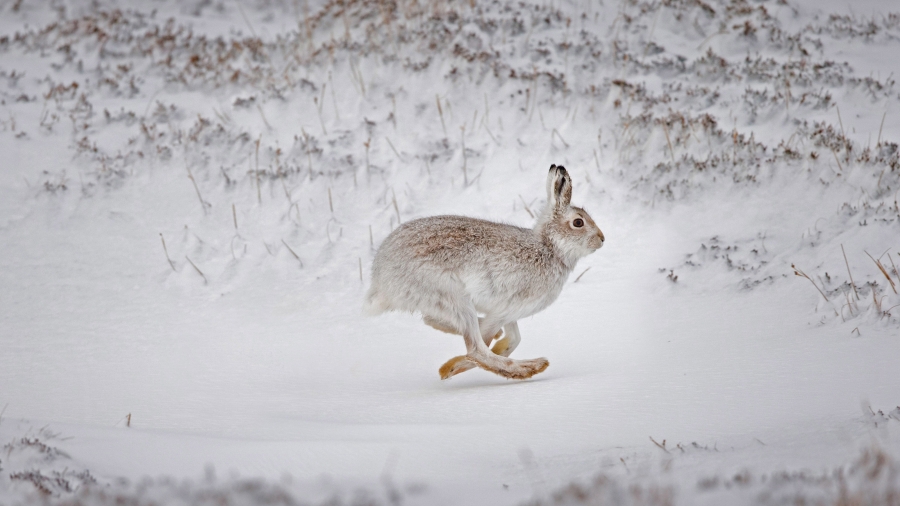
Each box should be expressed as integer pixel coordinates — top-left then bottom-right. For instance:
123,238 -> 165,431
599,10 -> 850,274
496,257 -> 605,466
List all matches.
463,270 -> 567,320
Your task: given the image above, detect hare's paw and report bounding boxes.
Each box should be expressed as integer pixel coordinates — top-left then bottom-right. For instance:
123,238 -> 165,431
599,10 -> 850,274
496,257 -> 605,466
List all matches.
491,336 -> 512,356
512,357 -> 549,379
469,355 -> 549,380
439,355 -> 477,379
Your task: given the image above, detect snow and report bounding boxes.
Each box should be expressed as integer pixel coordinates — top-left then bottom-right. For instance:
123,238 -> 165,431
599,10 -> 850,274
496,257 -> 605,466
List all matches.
1,0 -> 899,504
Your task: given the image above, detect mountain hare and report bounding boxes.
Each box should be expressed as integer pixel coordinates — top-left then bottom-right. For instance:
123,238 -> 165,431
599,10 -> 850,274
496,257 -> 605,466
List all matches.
365,165 -> 604,380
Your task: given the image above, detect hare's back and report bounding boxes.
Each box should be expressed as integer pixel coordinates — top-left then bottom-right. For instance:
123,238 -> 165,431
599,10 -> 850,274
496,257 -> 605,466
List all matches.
378,215 -> 540,267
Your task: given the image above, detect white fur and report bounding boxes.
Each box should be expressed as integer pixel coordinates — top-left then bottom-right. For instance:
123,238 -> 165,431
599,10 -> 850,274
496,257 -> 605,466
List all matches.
365,165 -> 604,379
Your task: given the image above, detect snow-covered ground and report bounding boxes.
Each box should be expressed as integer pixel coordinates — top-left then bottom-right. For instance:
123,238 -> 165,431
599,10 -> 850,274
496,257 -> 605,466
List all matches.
1,0 -> 899,504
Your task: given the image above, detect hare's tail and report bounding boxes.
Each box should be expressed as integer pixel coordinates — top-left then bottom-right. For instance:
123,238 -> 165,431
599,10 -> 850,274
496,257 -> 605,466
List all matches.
363,286 -> 389,316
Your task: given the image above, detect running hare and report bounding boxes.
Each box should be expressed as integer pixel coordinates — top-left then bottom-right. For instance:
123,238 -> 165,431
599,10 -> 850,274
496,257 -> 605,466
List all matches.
365,165 -> 604,380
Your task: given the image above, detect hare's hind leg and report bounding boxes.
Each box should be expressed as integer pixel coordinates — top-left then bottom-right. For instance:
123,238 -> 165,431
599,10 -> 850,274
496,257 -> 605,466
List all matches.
423,316 -> 460,335
424,316 -> 502,346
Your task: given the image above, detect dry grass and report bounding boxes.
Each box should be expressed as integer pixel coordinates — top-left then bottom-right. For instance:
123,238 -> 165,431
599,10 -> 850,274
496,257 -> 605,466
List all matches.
528,443 -> 900,506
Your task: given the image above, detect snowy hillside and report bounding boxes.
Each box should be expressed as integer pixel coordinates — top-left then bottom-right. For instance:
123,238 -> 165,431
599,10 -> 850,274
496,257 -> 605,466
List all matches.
1,0 -> 899,504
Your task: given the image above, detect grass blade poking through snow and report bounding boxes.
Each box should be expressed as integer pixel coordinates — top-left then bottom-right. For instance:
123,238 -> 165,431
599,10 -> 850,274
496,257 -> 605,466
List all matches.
574,267 -> 591,283
792,264 -> 829,302
159,234 -> 176,271
281,240 -> 303,268
185,256 -> 207,284
865,250 -> 898,294
842,244 -> 860,301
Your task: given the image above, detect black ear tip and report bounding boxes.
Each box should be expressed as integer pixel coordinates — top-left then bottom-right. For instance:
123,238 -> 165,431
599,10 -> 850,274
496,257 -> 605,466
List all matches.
549,164 -> 557,171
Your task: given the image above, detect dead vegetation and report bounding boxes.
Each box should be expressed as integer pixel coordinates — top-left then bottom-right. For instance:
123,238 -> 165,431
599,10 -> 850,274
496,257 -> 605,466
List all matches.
1,0 -> 898,304
791,246 -> 900,326
3,436 -> 70,462
528,443 -> 900,506
2,0 -> 895,197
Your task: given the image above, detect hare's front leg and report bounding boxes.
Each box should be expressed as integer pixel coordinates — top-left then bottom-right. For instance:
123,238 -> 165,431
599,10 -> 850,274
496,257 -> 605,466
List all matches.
490,321 -> 522,357
437,319 -> 504,379
440,321 -> 522,378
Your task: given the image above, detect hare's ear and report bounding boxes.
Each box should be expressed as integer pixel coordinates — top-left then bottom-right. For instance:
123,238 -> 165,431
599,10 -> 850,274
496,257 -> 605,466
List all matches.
546,164 -> 572,212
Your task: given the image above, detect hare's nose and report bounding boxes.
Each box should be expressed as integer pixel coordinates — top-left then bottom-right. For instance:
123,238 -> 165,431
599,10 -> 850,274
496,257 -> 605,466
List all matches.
598,230 -> 605,243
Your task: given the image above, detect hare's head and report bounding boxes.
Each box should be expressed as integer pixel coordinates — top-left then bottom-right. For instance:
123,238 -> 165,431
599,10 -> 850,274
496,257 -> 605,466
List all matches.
537,164 -> 604,263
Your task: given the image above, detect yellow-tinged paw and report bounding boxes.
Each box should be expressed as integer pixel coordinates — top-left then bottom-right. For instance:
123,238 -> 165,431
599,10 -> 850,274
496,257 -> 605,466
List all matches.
439,355 -> 475,379
491,337 -> 510,356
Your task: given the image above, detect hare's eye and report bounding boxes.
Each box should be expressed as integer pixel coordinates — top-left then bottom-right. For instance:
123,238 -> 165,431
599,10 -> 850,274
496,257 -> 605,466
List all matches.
573,218 -> 584,228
